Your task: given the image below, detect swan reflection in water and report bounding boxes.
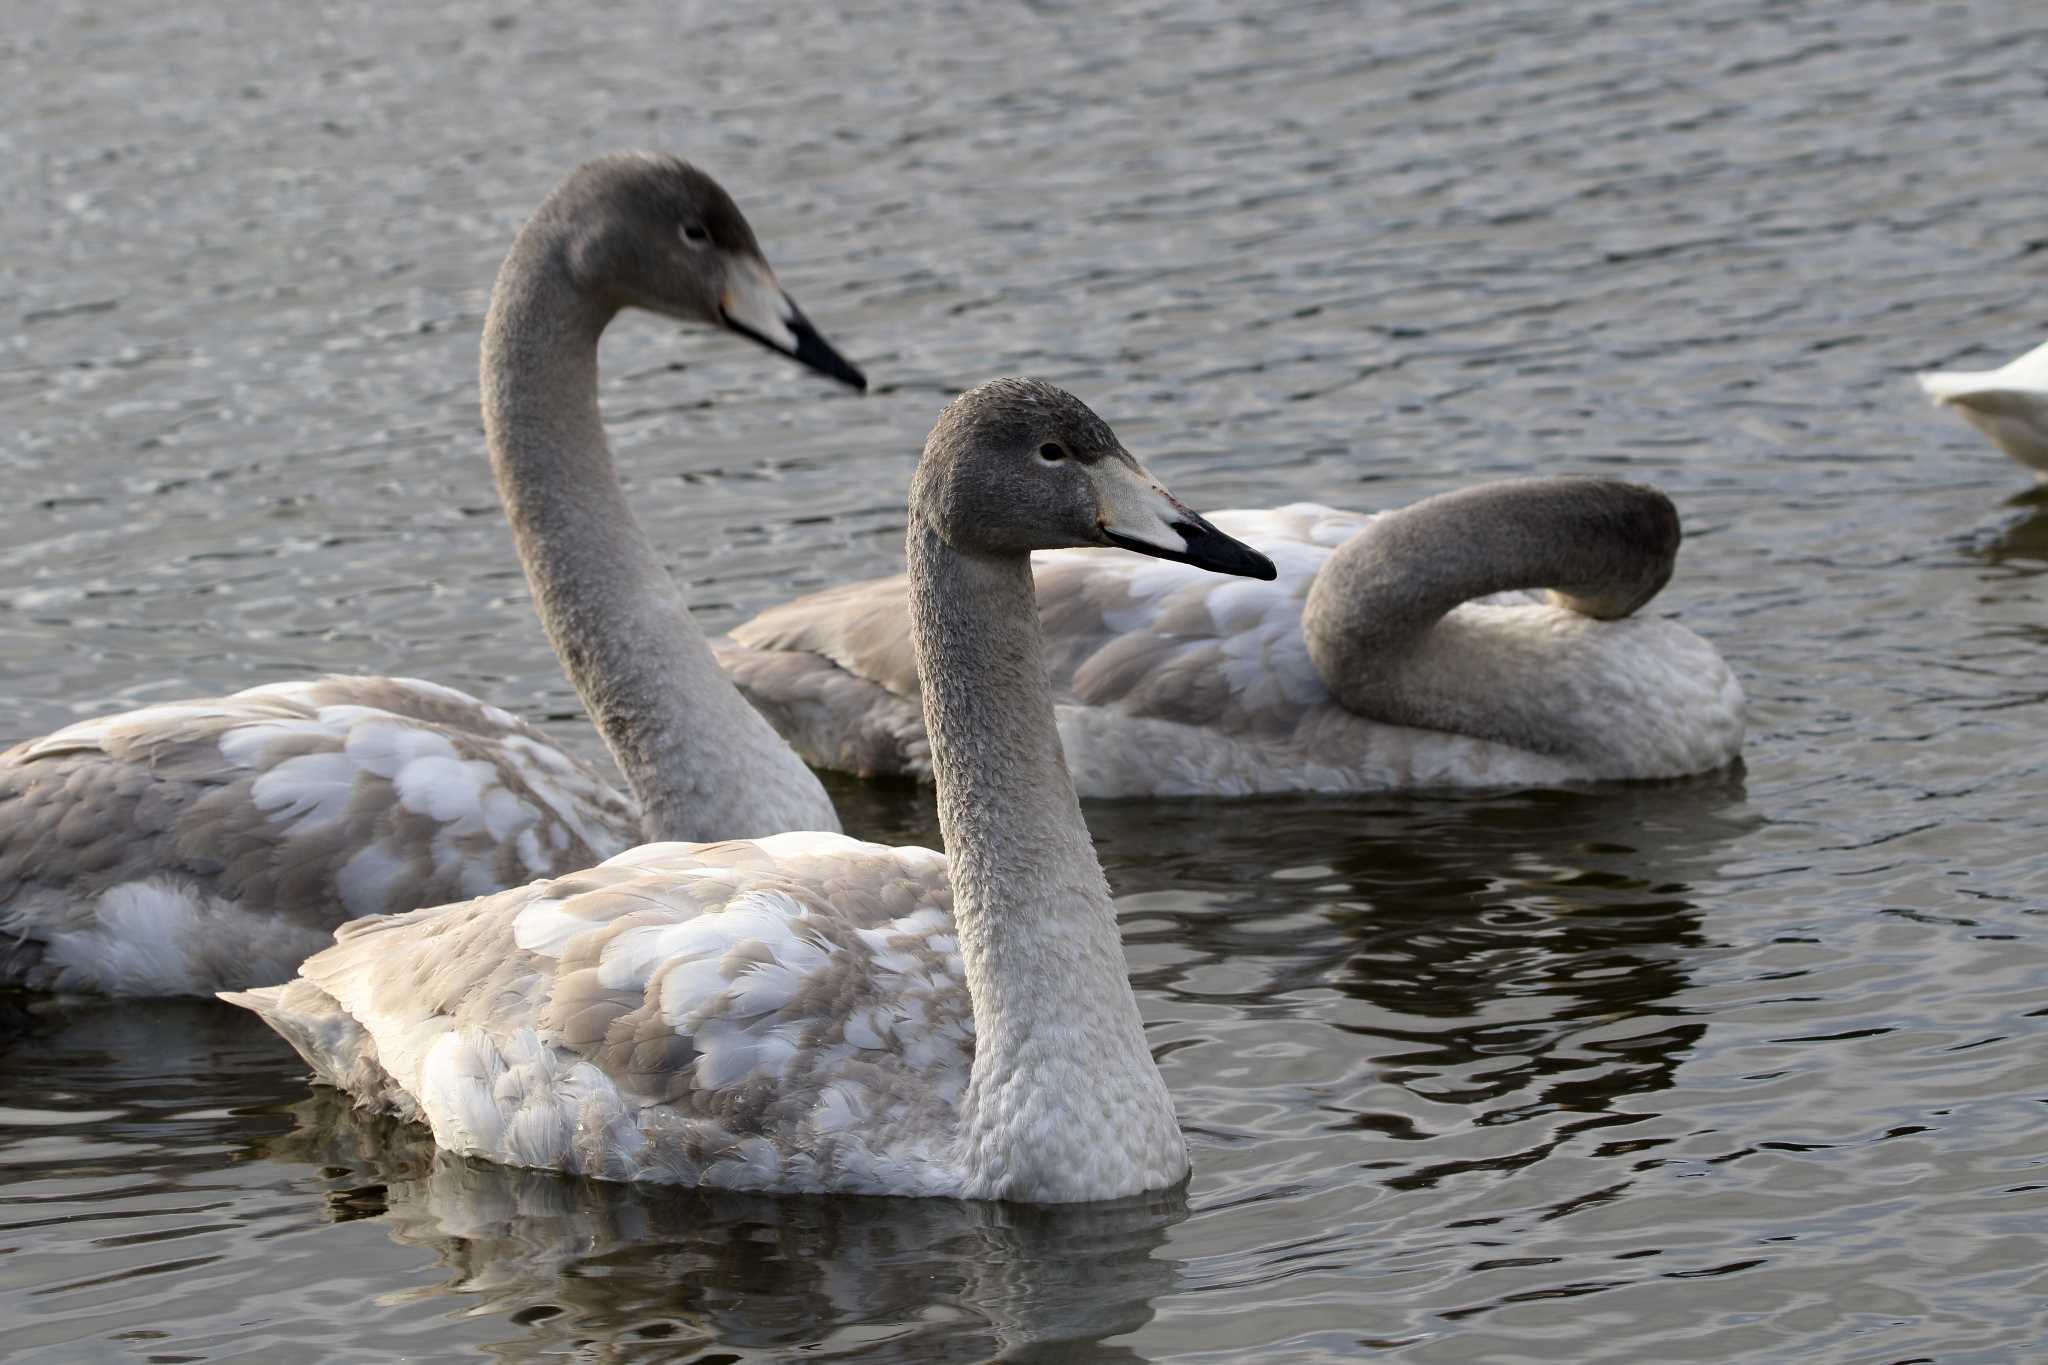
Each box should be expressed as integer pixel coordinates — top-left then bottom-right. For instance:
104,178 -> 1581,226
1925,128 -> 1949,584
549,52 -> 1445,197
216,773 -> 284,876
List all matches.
259,1092 -> 1183,1364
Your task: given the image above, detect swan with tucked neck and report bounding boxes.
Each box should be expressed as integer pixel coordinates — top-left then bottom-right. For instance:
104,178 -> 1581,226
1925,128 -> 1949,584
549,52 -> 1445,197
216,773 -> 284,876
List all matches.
225,380 -> 1278,1201
717,475 -> 1743,794
1300,477 -> 1697,772
0,153 -> 858,996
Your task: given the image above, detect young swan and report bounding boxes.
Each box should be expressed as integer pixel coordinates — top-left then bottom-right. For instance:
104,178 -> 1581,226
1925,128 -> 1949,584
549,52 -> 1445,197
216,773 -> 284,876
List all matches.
718,479 -> 1742,796
1917,336 -> 2048,479
0,153 -> 859,997
224,380 -> 1276,1203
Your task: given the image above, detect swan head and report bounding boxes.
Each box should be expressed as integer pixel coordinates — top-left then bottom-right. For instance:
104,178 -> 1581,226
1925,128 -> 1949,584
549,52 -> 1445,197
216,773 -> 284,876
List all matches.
912,378 -> 1276,579
544,152 -> 865,390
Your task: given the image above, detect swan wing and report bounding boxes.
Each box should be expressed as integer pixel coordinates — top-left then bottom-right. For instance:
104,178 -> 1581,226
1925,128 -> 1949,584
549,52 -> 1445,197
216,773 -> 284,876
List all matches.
0,676 -> 637,994
225,831 -> 970,1196
1033,505 -> 1370,734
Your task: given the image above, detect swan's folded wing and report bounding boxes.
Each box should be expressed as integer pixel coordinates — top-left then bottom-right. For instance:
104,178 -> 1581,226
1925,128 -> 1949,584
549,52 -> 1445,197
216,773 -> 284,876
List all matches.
726,576 -> 921,700
1032,505 -> 1369,738
0,677 -> 638,994
253,832 -> 969,1192
718,577 -> 933,777
713,635 -> 931,779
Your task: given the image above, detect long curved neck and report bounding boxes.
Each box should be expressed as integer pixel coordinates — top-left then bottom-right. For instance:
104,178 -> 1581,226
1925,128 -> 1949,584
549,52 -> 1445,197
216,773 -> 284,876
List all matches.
1302,478 -> 1679,758
906,521 -> 1183,1202
480,228 -> 838,842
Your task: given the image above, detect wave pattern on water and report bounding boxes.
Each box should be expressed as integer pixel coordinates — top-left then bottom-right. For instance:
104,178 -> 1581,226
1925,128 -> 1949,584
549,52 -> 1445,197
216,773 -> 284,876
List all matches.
4,0 -> 2048,1360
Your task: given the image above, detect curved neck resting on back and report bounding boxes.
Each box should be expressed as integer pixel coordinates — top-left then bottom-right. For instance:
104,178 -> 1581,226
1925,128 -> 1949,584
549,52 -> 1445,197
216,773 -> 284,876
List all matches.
905,520 -> 1182,1202
1301,478 -> 1681,760
481,222 -> 839,842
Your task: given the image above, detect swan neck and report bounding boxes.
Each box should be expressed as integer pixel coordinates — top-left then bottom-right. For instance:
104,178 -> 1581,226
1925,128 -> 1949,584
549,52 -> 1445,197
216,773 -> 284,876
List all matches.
906,520 -> 1184,1201
480,221 -> 838,842
1301,478 -> 1680,757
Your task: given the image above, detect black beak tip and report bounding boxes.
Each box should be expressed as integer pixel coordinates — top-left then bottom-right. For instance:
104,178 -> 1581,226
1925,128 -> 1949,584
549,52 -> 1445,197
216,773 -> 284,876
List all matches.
1176,517 -> 1276,580
1217,542 -> 1278,580
722,307 -> 867,392
1103,524 -> 1277,580
794,324 -> 867,391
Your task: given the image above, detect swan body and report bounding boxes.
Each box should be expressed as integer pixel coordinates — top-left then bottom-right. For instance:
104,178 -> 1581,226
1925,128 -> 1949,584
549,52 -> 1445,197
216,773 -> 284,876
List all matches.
1917,337 -> 2048,477
719,486 -> 1744,798
226,378 -> 1278,1202
1,153 -> 861,996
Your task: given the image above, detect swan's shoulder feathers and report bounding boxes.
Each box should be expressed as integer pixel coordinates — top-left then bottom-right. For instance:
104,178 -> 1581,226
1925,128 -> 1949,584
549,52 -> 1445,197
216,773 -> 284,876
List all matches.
241,833 -> 971,1194
1032,505 -> 1366,736
0,676 -> 638,994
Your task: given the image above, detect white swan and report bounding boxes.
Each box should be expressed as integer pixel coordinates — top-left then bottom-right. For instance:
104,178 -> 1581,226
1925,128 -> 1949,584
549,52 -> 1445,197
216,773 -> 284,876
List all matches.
716,478 -> 1745,797
0,154 -> 857,996
1917,336 -> 2048,478
223,378 -> 1280,1203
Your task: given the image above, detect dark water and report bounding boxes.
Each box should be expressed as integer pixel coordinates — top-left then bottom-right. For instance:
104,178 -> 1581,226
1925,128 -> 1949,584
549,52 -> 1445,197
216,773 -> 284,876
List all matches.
5,0 -> 2048,1359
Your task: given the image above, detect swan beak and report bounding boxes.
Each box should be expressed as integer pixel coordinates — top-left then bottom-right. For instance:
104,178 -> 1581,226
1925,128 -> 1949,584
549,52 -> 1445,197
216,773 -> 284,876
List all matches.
720,257 -> 867,391
1095,458 -> 1277,580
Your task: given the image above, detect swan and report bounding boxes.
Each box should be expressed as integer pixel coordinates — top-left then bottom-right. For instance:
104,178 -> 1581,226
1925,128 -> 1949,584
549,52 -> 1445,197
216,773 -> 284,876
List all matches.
222,378 -> 1279,1203
1916,336 -> 2048,478
715,477 -> 1744,797
0,153 -> 858,996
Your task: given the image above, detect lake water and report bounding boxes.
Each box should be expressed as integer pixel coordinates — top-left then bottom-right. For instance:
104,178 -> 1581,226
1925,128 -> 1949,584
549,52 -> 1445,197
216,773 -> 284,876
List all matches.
5,0 -> 2048,1360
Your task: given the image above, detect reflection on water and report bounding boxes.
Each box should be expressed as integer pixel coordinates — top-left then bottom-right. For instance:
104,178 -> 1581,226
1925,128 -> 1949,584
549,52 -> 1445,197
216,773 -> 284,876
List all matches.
262,1096 -> 1182,1365
1974,492 -> 2048,573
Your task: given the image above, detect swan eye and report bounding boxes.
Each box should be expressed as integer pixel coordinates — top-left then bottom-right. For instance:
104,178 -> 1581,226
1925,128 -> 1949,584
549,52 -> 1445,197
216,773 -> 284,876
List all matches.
1038,443 -> 1068,462
680,222 -> 711,248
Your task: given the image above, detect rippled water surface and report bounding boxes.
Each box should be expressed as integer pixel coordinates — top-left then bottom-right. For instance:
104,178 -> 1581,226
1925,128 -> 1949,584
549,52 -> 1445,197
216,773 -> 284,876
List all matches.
6,0 -> 2048,1360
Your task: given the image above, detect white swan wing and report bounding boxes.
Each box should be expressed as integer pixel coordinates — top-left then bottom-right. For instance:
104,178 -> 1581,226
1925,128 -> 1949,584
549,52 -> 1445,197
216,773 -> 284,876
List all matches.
718,506 -> 1373,763
0,676 -> 639,995
225,831 -> 972,1197
1034,505 -> 1373,731
2005,336 -> 2048,387
1918,339 -> 2048,474
1028,507 -> 1625,794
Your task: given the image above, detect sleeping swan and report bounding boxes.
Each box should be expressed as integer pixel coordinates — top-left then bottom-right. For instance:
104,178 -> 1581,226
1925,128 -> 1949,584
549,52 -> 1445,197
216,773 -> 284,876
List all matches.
0,154 -> 858,996
716,478 -> 1745,797
224,379 -> 1278,1202
1917,336 -> 2048,479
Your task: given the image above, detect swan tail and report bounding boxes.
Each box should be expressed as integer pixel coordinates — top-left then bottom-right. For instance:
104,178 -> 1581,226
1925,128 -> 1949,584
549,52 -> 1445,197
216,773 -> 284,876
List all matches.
222,980 -> 419,1120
